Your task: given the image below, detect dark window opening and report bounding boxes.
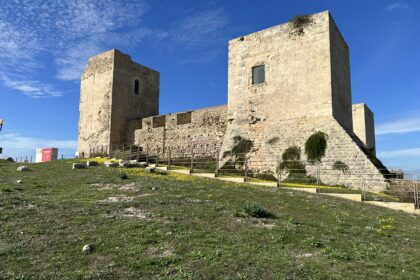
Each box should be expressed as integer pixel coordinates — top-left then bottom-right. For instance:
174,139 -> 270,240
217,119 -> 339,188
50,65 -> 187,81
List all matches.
252,65 -> 265,84
177,112 -> 192,125
134,79 -> 139,95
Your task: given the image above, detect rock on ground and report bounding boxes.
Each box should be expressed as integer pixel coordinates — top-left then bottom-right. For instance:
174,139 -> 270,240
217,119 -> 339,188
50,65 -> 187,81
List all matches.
104,161 -> 118,167
119,161 -> 132,168
86,161 -> 98,166
17,166 -> 30,172
72,163 -> 86,169
145,166 -> 155,173
82,244 -> 93,253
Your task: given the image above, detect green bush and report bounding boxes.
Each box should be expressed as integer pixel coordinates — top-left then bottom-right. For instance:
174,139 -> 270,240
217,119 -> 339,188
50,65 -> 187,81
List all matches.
332,161 -> 349,174
304,131 -> 328,163
120,172 -> 128,179
289,14 -> 313,35
281,146 -> 301,161
231,136 -> 253,155
279,146 -> 307,178
243,203 -> 275,218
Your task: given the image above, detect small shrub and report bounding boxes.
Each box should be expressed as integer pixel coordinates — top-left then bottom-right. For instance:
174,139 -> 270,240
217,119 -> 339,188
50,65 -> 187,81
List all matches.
281,146 -> 301,161
289,14 -> 313,35
231,136 -> 253,155
279,146 -> 307,179
332,161 -> 349,174
120,172 -> 128,179
6,157 -> 14,162
243,203 -> 275,218
305,131 -> 328,163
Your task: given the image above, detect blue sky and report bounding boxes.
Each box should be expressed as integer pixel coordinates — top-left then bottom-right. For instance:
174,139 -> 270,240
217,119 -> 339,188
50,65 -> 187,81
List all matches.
0,0 -> 419,170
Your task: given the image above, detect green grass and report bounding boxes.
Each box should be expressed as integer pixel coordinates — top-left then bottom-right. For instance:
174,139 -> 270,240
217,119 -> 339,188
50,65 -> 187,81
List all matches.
0,160 -> 419,279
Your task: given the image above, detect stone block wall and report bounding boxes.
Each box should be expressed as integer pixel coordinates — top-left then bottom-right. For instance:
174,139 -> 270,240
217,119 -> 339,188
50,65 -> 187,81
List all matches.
125,105 -> 227,158
77,50 -> 115,157
352,103 -> 376,154
241,115 -> 387,191
77,49 -> 159,157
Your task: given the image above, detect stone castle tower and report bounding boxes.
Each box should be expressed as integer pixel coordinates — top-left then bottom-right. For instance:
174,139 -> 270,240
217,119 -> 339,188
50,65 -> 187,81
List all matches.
77,11 -> 387,191
77,49 -> 159,156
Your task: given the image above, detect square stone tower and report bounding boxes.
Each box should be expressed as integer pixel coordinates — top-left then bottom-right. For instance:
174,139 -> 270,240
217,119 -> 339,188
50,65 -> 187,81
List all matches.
77,49 -> 159,157
225,11 -> 352,135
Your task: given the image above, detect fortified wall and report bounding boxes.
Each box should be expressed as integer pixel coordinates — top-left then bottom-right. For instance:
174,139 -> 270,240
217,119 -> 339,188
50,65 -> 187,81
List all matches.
77,11 -> 389,191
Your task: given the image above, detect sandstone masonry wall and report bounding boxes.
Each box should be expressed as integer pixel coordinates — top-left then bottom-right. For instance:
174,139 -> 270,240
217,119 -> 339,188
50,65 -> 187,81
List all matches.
352,103 -> 376,154
126,105 -> 227,158
77,50 -> 115,156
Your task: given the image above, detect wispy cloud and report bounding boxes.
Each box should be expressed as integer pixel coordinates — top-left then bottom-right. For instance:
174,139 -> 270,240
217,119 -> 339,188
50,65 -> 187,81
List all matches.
0,133 -> 77,158
168,9 -> 229,48
0,74 -> 63,98
0,0 -> 150,94
385,3 -> 411,11
378,148 -> 420,158
0,1 -> 227,96
376,116 -> 420,135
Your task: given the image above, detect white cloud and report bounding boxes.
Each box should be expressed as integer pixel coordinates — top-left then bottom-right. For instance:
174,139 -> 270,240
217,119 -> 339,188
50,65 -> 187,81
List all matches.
0,74 -> 63,98
376,117 -> 420,135
159,9 -> 229,48
0,1 -> 229,97
385,3 -> 410,11
378,148 -> 420,158
0,133 -> 77,159
0,0 -> 150,92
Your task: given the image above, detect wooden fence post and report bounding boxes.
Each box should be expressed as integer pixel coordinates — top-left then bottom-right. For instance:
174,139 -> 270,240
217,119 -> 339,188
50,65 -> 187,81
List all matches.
215,152 -> 219,177
168,147 -> 171,170
244,157 -> 248,182
190,152 -> 194,173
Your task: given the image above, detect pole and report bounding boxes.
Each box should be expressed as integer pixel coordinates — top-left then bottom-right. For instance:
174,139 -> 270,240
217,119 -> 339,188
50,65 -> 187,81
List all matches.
277,157 -> 281,187
244,157 -> 248,182
215,152 -> 219,177
316,163 -> 320,186
168,147 -> 171,170
413,173 -> 418,209
190,152 -> 194,173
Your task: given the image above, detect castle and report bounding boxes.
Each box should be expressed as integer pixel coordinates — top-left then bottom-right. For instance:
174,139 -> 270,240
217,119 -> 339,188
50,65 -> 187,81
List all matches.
77,11 -> 389,191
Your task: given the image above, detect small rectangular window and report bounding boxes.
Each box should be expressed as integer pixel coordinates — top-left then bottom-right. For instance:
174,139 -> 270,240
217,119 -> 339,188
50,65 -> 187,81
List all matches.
177,112 -> 192,125
252,65 -> 265,84
153,116 -> 166,128
134,79 -> 140,95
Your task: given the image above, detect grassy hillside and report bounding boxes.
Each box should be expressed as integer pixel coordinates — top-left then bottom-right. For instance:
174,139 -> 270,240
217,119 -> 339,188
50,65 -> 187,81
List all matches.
0,160 -> 419,279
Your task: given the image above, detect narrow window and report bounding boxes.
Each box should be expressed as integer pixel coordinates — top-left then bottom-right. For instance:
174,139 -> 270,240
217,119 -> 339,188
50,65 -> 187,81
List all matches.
134,79 -> 139,95
252,65 -> 265,84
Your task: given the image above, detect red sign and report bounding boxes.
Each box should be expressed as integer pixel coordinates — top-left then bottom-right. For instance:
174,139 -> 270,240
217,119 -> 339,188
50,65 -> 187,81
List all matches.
42,148 -> 52,162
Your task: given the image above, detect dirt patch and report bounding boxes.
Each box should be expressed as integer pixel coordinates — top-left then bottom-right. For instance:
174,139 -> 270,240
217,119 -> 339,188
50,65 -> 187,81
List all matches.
145,246 -> 174,257
103,195 -> 134,203
91,182 -> 138,191
121,207 -> 148,219
294,252 -> 316,258
254,220 -> 276,229
118,183 -> 137,191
